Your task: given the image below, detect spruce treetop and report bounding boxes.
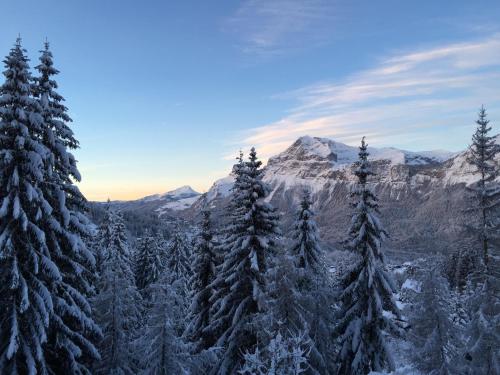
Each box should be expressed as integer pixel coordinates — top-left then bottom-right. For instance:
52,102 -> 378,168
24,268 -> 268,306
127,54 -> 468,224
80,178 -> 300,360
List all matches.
336,137 -> 401,375
468,106 -> 498,182
292,189 -> 323,273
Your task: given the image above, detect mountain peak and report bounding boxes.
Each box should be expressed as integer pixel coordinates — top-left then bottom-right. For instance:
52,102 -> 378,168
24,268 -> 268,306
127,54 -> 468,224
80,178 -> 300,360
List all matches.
271,136 -> 359,169
165,185 -> 199,198
281,135 -> 455,167
139,185 -> 200,203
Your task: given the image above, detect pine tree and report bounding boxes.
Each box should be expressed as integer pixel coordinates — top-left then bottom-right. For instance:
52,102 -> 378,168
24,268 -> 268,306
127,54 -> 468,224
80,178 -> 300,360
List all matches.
266,253 -> 307,341
0,37 -> 57,374
209,147 -> 280,374
336,137 -> 401,375
266,248 -> 334,375
446,245 -> 478,291
207,151 -> 247,355
290,190 -> 323,278
165,230 -> 192,284
409,269 -> 460,375
460,107 -> 500,374
134,230 -> 163,297
163,229 -> 192,337
93,207 -> 142,375
135,273 -> 187,375
467,106 -> 499,268
288,189 -> 334,374
34,40 -> 101,374
461,275 -> 500,374
185,208 -> 217,352
239,331 -> 310,375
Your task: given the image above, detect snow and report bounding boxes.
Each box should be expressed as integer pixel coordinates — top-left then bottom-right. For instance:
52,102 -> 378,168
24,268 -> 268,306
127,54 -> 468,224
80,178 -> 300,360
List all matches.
132,185 -> 202,214
156,195 -> 199,213
259,136 -> 458,197
288,136 -> 453,168
443,134 -> 500,186
165,185 -> 199,198
206,175 -> 234,201
141,185 -> 200,202
401,279 -> 421,293
203,134 -> 497,205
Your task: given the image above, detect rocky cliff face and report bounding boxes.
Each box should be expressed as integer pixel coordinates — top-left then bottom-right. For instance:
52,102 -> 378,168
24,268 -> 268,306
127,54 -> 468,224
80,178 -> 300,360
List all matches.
192,135 -> 499,261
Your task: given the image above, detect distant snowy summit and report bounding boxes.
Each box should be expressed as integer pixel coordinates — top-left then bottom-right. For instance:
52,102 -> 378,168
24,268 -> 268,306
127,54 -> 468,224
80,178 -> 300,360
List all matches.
271,135 -> 453,168
107,185 -> 202,215
266,135 -> 454,176
141,185 -> 200,203
204,135 -> 475,202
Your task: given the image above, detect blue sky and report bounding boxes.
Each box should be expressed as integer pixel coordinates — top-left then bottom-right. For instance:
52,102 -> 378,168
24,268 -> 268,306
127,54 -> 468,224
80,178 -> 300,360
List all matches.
1,0 -> 500,200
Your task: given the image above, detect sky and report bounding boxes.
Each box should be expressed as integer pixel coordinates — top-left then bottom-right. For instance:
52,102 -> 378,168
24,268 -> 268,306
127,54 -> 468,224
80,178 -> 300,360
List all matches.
1,0 -> 500,201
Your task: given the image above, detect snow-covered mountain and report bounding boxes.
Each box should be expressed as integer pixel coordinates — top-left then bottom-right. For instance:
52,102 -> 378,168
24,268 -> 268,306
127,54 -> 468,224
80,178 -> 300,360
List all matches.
191,134 -> 499,260
139,185 -> 201,215
105,185 -> 201,217
105,134 -> 499,259
140,185 -> 200,203
202,135 -> 459,201
262,136 -> 455,191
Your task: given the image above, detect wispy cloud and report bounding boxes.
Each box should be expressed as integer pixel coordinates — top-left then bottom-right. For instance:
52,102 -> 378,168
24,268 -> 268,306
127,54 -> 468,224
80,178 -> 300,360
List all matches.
232,34 -> 500,159
225,0 -> 335,56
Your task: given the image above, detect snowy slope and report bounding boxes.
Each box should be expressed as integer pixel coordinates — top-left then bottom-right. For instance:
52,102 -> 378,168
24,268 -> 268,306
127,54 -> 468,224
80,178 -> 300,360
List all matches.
443,133 -> 500,185
151,186 -> 201,214
141,185 -> 200,202
104,185 -> 201,218
269,135 -> 453,169
155,195 -> 200,215
206,175 -> 234,201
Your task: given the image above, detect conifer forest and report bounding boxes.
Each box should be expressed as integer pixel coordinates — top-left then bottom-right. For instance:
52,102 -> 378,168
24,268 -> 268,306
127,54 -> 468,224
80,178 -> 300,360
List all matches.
0,13 -> 499,375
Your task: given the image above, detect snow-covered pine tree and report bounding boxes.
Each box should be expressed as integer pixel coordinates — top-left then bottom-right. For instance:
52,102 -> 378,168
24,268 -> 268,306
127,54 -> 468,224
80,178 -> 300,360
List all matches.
134,229 -> 163,297
303,275 -> 334,375
163,228 -> 192,336
185,207 -> 217,352
336,137 -> 402,375
135,271 -> 188,375
290,190 -> 323,279
265,249 -> 329,374
462,275 -> 500,375
209,147 -> 280,374
266,252 -> 307,340
409,269 -> 460,374
34,40 -> 101,374
287,189 -> 334,374
459,107 -> 500,374
93,200 -> 114,277
467,106 -> 500,269
239,331 -> 310,375
165,229 -> 192,284
93,207 -> 142,375
445,245 -> 479,291
0,37 -> 58,374
207,151 -> 247,355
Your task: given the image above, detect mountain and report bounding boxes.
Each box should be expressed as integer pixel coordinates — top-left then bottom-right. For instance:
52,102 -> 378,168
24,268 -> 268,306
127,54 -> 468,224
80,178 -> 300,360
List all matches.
101,185 -> 201,216
199,135 -> 459,203
100,134 -> 499,261
190,134 -> 499,261
88,185 -> 201,238
139,185 -> 201,215
140,185 -> 200,202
